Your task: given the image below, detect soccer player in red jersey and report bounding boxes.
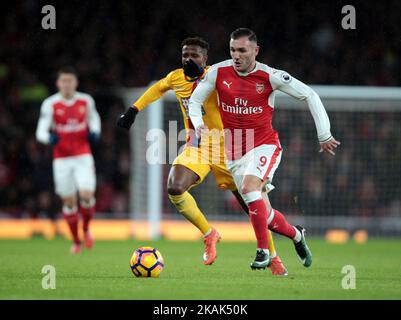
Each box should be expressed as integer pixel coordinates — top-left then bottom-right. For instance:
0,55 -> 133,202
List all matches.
189,28 -> 340,269
118,38 -> 288,275
36,67 -> 101,254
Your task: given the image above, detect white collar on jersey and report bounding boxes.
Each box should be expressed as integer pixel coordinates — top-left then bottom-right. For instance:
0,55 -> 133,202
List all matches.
58,92 -> 78,106
234,61 -> 261,77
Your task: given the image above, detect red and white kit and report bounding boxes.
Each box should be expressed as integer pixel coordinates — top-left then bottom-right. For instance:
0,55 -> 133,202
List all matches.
36,92 -> 101,197
189,59 -> 332,193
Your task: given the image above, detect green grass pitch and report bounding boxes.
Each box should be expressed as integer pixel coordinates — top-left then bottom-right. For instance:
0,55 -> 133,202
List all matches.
0,237 -> 400,299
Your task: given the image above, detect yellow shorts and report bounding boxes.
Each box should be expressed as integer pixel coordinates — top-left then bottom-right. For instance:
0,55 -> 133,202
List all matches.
172,146 -> 237,191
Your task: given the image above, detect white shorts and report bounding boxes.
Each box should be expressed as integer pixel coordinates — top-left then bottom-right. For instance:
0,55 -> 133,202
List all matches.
53,154 -> 96,198
226,144 -> 282,193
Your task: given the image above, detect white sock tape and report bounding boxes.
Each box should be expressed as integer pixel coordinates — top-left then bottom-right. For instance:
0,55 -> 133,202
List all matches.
267,208 -> 275,224
242,191 -> 262,204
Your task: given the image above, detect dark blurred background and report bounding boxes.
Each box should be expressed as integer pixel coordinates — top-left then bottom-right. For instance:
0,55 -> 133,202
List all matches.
1,0 -> 400,219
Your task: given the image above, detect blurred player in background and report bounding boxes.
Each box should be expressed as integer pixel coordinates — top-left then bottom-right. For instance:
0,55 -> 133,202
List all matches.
118,37 -> 288,275
189,28 -> 340,269
36,67 -> 101,254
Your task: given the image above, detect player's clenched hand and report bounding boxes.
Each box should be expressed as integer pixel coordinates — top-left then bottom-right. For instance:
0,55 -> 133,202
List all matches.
319,137 -> 341,156
195,124 -> 208,139
117,107 -> 138,130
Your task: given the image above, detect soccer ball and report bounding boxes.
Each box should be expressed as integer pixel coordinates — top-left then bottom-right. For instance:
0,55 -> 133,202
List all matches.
130,246 -> 164,278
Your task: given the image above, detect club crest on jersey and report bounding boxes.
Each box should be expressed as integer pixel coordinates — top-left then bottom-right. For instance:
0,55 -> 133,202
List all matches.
256,83 -> 265,94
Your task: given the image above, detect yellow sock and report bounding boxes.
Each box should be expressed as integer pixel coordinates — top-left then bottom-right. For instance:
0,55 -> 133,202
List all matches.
268,230 -> 277,258
169,192 -> 211,235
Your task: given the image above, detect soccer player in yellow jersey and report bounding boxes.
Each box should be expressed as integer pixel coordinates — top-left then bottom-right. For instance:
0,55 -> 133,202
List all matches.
117,37 -> 287,275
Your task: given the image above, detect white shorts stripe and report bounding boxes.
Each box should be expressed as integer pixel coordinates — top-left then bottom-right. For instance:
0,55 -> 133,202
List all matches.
225,144 -> 282,196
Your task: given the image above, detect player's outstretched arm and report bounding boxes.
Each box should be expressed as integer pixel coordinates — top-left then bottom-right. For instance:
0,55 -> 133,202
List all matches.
117,75 -> 172,130
87,95 -> 101,142
270,70 -> 341,155
36,99 -> 57,145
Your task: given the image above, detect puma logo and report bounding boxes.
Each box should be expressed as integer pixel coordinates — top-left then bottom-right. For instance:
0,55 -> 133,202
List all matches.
250,209 -> 258,215
223,80 -> 232,89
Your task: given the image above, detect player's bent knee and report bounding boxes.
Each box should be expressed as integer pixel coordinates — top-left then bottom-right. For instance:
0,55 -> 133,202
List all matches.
78,189 -> 95,207
80,197 -> 96,209
240,177 -> 263,195
167,183 -> 188,196
79,190 -> 94,200
240,184 -> 260,196
62,196 -> 77,209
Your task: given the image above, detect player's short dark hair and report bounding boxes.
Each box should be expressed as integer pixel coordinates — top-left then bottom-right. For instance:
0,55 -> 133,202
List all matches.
57,66 -> 79,78
181,37 -> 209,53
230,28 -> 257,43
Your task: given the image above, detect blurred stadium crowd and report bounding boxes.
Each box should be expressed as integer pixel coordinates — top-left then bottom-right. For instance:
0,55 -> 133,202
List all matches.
270,110 -> 401,219
1,1 -> 400,218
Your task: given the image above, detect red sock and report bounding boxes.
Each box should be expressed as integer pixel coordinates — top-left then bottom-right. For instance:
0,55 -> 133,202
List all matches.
64,213 -> 80,245
80,205 -> 95,233
248,198 -> 269,249
269,209 -> 296,239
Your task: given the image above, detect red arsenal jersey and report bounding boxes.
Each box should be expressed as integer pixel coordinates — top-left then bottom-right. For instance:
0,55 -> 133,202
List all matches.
214,63 -> 280,159
36,92 -> 101,159
189,59 -> 332,161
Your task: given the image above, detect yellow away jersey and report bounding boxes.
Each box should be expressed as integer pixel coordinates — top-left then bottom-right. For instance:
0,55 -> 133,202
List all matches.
133,67 -> 223,146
